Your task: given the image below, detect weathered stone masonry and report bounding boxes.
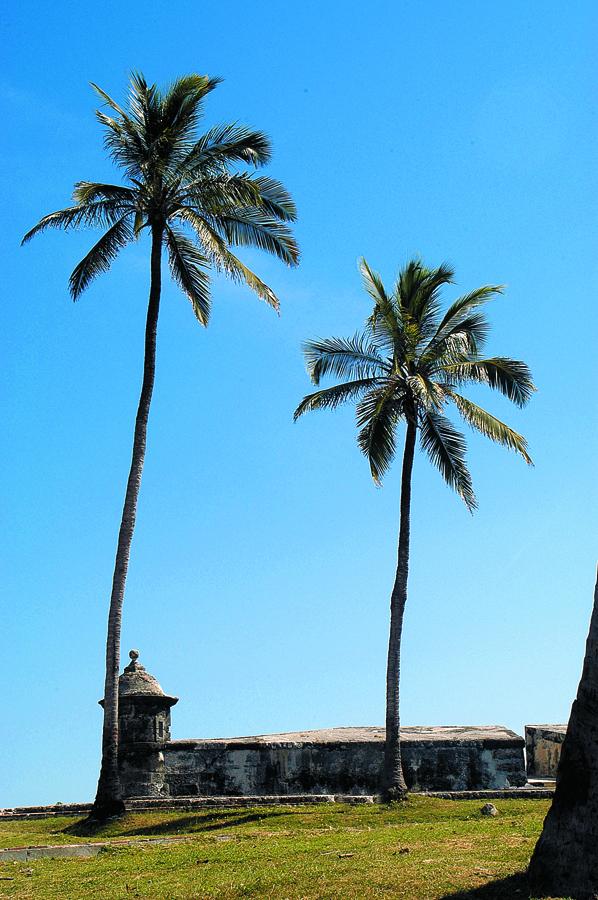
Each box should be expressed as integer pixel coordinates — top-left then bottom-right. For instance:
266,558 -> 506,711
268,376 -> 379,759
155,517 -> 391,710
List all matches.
112,651 -> 528,798
525,724 -> 567,778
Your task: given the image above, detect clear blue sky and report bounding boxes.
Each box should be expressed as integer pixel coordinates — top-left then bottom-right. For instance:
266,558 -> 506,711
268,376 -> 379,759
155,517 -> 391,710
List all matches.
2,0 -> 597,807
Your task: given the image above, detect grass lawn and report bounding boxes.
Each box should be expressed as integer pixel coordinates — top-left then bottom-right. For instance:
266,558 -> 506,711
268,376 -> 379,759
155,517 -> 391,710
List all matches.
0,797 -> 571,899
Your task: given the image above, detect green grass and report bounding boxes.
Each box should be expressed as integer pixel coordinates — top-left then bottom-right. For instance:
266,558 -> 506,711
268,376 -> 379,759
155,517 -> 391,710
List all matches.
0,797 -> 571,899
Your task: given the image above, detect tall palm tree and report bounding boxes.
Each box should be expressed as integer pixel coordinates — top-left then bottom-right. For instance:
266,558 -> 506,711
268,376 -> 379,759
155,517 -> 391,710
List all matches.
22,73 -> 299,820
528,570 -> 598,897
295,258 -> 534,799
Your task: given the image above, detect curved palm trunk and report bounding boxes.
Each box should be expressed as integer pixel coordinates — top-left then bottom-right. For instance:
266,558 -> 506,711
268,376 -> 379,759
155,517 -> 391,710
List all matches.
382,419 -> 416,801
528,570 -> 598,897
90,222 -> 163,821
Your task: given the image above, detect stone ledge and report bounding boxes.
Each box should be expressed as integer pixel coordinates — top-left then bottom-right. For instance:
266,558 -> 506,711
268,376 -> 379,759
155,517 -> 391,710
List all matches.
0,787 -> 553,820
0,803 -> 93,820
0,836 -> 192,862
423,788 -> 554,800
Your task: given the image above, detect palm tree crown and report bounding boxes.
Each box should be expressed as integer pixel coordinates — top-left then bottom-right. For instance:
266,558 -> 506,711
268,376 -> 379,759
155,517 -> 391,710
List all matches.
22,72 -> 299,318
295,258 -> 535,507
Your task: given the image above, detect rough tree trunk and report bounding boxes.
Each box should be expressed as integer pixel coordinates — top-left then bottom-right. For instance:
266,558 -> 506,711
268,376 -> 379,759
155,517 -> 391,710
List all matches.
381,419 -> 416,801
90,223 -> 163,821
528,569 -> 598,898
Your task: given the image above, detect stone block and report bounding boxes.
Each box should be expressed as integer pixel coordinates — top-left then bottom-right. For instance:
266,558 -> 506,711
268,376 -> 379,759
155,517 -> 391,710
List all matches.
525,724 -> 566,778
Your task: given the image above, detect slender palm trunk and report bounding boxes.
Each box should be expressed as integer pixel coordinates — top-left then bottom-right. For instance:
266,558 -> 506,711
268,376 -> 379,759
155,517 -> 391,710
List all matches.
382,419 -> 416,801
528,570 -> 598,897
91,223 -> 163,821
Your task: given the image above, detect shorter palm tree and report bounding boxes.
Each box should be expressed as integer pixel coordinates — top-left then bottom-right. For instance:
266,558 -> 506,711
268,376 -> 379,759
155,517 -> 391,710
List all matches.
295,258 -> 535,799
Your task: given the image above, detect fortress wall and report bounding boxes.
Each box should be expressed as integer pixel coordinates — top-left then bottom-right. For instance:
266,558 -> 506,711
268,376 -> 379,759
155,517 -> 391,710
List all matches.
119,726 -> 527,798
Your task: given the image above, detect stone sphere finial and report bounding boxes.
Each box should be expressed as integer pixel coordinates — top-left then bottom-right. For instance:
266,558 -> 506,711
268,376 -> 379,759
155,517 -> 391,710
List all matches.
129,649 -> 139,661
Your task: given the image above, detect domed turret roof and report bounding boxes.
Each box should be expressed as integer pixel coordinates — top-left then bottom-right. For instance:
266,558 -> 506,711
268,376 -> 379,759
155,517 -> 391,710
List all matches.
118,650 -> 178,704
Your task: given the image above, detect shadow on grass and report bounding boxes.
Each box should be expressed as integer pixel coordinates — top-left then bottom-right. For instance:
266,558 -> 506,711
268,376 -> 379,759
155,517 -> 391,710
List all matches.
441,872 -> 532,899
61,817 -> 117,838
62,809 -> 286,839
120,810 -> 288,836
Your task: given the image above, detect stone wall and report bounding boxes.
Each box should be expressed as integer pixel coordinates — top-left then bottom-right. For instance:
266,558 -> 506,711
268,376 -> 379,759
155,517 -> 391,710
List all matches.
525,724 -> 567,778
119,725 -> 527,798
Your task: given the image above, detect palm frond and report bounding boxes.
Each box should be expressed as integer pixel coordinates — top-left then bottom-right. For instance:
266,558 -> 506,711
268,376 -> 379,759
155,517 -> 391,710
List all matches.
447,391 -> 533,464
95,74 -> 165,177
127,71 -> 158,134
164,225 -> 211,325
247,176 -> 297,222
184,173 -> 297,222
294,378 -> 378,420
96,110 -> 146,178
174,206 -> 280,309
442,357 -> 536,407
396,258 -> 424,311
133,208 -> 146,236
409,261 -> 455,326
391,261 -> 454,354
360,258 -> 406,358
360,258 -> 390,307
216,209 -> 299,266
407,374 -> 446,411
69,214 -> 134,298
90,82 -> 128,117
72,181 -> 137,205
303,335 -> 389,385
181,123 -> 272,173
92,79 -> 149,177
396,260 -> 452,315
356,385 -> 400,484
442,311 -> 490,353
22,200 -> 130,244
422,284 -> 501,359
219,252 -> 280,310
152,75 -> 222,171
130,73 -> 186,170
421,311 -> 491,366
419,409 -> 477,511
183,173 -> 256,205
173,205 -> 228,250
435,285 -> 503,335
160,74 -> 221,135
